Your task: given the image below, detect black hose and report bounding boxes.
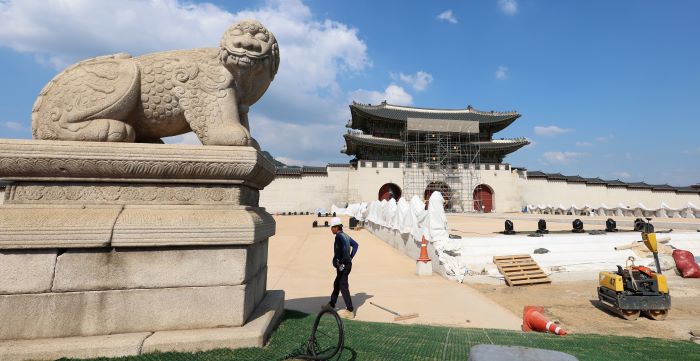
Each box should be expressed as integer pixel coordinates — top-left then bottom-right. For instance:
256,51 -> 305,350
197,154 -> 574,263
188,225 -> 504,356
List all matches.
296,308 -> 345,360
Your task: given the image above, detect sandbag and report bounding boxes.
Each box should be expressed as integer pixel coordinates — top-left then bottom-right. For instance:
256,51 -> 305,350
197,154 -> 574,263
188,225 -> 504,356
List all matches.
672,249 -> 700,278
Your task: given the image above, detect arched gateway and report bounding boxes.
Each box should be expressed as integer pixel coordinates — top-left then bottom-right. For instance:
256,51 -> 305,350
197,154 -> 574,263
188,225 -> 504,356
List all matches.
424,181 -> 451,209
473,184 -> 494,213
378,183 -> 402,201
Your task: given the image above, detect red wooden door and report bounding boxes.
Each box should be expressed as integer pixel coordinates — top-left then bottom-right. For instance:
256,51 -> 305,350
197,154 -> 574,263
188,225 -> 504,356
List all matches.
473,185 -> 493,213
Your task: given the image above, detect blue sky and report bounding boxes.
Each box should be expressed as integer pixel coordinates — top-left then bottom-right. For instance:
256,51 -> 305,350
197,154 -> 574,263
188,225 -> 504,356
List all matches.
0,0 -> 698,185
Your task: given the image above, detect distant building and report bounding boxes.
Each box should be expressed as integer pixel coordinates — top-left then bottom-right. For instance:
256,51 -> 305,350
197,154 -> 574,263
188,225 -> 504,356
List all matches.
342,102 -> 529,163
259,102 -> 700,215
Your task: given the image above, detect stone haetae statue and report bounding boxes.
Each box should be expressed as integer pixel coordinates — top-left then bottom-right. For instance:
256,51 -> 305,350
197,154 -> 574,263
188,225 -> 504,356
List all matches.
31,19 -> 279,147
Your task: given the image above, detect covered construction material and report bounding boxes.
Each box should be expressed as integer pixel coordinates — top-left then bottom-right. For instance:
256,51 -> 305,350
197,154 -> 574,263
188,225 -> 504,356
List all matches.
526,202 -> 700,219
335,199 -> 700,283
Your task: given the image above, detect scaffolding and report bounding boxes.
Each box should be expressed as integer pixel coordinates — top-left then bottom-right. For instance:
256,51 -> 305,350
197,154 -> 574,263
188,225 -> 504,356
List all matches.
402,119 -> 482,213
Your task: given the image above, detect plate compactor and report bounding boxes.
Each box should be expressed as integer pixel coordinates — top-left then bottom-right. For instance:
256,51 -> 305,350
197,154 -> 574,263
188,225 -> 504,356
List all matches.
597,219 -> 670,320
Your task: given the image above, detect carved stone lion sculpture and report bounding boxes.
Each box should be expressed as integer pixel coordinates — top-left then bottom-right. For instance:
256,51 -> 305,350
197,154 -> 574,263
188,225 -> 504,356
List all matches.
32,20 -> 279,147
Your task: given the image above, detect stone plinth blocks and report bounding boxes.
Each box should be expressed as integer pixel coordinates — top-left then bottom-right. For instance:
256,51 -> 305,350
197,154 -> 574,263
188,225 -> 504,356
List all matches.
0,140 -> 282,360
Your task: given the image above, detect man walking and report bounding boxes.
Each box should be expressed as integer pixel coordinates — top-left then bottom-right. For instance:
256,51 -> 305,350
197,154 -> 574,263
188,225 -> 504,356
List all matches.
324,217 -> 359,319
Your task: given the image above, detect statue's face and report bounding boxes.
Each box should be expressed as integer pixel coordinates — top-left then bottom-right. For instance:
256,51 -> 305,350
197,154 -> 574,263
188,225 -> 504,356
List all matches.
220,20 -> 279,75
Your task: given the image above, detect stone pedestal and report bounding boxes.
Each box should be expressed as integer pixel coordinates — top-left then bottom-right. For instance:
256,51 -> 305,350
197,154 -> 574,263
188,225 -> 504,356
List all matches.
0,140 -> 283,360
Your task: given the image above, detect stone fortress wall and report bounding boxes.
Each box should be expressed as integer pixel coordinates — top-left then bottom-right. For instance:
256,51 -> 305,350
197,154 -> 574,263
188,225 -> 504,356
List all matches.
260,162 -> 700,215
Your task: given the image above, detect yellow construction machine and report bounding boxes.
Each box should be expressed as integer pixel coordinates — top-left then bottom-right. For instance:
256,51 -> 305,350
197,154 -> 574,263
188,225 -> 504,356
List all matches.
597,218 -> 670,320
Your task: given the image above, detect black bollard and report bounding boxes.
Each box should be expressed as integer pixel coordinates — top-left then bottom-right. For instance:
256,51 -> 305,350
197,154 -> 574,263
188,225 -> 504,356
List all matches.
605,218 -> 617,232
537,219 -> 549,234
572,219 -> 584,233
503,220 -> 515,235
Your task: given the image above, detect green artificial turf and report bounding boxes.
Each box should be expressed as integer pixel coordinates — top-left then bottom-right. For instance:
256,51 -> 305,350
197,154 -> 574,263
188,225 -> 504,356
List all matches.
64,310 -> 700,361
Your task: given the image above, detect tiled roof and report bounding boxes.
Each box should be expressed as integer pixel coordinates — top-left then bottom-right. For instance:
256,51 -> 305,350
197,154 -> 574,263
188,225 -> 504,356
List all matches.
473,139 -> 530,151
350,102 -> 520,124
604,179 -> 628,187
626,182 -> 653,189
651,184 -> 676,191
343,133 -> 529,156
526,171 -> 548,178
275,166 -> 329,176
583,177 -> 607,185
275,167 -> 302,176
302,166 -> 328,174
524,171 -> 700,194
565,175 -> 587,183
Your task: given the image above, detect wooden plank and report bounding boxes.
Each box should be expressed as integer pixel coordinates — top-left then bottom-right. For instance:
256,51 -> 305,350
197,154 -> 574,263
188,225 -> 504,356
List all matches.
493,255 -> 531,262
493,254 -> 551,287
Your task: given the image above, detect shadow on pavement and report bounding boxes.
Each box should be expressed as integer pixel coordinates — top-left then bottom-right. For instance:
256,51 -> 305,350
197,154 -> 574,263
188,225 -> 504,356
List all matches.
286,292 -> 374,313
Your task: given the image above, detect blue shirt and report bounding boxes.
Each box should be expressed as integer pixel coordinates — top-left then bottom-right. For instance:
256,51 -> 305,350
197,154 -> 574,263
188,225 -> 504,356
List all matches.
333,231 -> 358,266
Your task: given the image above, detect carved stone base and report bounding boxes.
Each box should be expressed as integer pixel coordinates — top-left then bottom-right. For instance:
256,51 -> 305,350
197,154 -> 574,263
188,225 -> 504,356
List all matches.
0,139 -> 279,358
0,290 -> 284,361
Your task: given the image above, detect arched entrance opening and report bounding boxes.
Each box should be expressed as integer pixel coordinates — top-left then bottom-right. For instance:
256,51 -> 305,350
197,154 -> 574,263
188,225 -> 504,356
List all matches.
424,181 -> 451,209
473,184 -> 494,213
378,183 -> 402,201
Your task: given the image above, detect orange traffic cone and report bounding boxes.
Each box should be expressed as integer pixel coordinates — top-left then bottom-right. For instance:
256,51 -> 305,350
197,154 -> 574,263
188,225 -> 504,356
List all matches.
417,236 -> 430,263
522,306 -> 567,336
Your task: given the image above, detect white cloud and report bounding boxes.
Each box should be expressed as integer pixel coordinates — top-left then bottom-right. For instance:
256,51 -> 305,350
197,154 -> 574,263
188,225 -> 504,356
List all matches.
534,126 -> 572,136
436,10 -> 457,24
275,156 -> 325,167
393,71 -> 433,91
349,84 -> 413,106
0,0 -> 372,164
3,121 -> 24,131
613,171 -> 631,179
542,151 -> 586,165
575,141 -> 593,147
252,113 -> 342,165
596,134 -> 615,142
498,0 -> 518,15
495,65 -> 508,80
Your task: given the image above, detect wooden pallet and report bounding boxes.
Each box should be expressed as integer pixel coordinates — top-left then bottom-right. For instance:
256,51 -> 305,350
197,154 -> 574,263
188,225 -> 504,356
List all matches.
493,254 -> 551,286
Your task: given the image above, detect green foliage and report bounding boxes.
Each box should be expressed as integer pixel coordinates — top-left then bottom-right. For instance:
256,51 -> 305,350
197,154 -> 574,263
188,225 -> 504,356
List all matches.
63,310 -> 700,361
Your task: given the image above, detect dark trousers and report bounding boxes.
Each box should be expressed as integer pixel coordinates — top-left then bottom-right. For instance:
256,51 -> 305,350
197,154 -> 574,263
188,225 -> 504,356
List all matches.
330,263 -> 353,311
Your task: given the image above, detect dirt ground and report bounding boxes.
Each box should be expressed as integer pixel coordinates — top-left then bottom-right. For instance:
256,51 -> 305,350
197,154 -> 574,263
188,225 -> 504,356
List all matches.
470,275 -> 700,341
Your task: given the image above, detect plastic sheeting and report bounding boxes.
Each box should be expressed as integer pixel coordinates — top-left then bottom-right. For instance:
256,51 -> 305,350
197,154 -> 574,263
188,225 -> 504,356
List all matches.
346,192 -> 469,281
526,202 -> 700,218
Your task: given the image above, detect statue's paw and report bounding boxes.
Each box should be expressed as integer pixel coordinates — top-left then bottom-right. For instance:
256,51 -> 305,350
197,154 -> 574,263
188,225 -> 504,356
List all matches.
203,125 -> 250,146
79,119 -> 135,142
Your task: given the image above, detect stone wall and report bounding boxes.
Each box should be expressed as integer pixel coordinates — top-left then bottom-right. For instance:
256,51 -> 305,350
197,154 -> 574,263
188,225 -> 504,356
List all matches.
260,162 -> 700,215
259,167 -> 351,213
520,177 -> 700,210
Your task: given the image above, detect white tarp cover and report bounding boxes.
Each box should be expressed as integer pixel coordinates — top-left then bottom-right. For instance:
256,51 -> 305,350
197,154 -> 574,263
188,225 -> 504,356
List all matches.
342,198 -> 700,282
349,192 -> 469,281
526,201 -> 700,218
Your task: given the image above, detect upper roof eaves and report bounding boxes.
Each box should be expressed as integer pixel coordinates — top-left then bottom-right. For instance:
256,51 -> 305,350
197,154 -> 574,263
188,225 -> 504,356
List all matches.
351,101 -> 519,123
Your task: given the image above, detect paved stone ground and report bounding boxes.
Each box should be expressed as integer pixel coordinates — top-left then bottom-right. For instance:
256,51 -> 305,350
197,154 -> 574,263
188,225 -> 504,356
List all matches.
267,215 -> 521,330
